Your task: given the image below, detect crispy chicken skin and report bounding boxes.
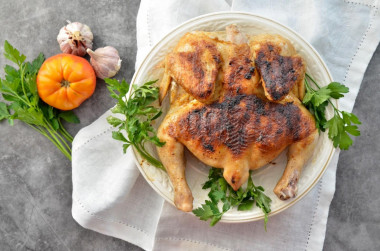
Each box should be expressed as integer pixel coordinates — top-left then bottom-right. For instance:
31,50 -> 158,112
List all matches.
157,25 -> 318,212
250,34 -> 306,101
162,33 -> 222,104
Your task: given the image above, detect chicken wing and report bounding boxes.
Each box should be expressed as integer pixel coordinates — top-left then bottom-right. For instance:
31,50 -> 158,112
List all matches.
250,34 -> 306,101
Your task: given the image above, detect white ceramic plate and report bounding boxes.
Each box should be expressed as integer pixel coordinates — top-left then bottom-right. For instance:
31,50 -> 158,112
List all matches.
130,12 -> 336,223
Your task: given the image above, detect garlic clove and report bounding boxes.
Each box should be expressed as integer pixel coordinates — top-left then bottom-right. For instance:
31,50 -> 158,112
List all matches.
57,21 -> 93,57
87,46 -> 122,79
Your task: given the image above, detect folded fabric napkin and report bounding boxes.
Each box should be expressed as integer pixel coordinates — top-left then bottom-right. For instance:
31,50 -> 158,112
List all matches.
72,0 -> 380,250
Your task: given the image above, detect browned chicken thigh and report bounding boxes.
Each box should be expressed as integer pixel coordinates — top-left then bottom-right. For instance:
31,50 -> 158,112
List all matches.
157,25 -> 318,212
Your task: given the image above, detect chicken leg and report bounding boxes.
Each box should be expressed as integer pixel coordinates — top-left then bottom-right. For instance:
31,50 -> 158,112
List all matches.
274,130 -> 318,199
157,119 -> 193,212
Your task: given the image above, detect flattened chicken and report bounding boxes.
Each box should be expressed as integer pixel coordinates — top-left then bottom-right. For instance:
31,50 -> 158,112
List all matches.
157,25 -> 318,212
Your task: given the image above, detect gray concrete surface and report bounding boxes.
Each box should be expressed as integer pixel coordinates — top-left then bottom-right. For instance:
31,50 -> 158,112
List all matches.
0,0 -> 379,250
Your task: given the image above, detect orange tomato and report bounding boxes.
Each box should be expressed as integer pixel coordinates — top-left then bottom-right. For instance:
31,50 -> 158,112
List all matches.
37,54 -> 96,110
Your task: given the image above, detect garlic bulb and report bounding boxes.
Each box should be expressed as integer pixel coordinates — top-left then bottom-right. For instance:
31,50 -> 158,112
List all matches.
57,21 -> 93,56
87,47 -> 122,79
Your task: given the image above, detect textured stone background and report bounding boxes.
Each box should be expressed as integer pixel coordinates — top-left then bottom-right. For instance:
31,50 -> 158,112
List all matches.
0,0 -> 379,250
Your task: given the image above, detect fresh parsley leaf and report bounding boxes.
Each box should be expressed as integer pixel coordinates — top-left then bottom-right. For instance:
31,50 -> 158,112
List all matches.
14,106 -> 45,126
255,189 -> 272,214
304,74 -> 361,150
345,125 -> 360,136
1,77 -> 20,93
237,199 -> 254,211
202,180 -> 214,189
112,131 -> 129,142
209,189 -> 225,203
310,86 -> 332,107
4,40 -> 26,66
4,65 -> 19,83
47,106 -> 54,119
327,82 -> 349,99
210,215 -> 223,226
206,199 -> 221,215
302,91 -> 313,104
107,116 -> 123,127
2,93 -> 20,102
29,53 -> 45,74
105,78 -> 130,101
51,118 -> 60,130
338,131 -> 353,150
59,110 -> 80,124
342,111 -> 361,125
218,177 -> 228,192
325,115 -> 342,139
25,74 -> 38,97
0,102 -> 10,120
193,201 -> 215,221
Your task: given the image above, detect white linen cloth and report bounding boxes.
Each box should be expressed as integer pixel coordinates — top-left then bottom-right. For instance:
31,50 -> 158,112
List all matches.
72,0 -> 380,250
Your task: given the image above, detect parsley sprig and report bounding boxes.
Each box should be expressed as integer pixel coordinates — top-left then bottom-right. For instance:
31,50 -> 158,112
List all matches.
0,41 -> 79,160
193,168 -> 272,229
105,78 -> 165,170
303,74 -> 361,150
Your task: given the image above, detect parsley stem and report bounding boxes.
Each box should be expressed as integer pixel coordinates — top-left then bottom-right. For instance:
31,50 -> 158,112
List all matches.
45,122 -> 72,154
43,118 -> 71,153
7,91 -> 29,107
138,141 -> 154,157
305,73 -> 322,88
19,64 -> 32,107
55,131 -> 71,153
58,120 -> 74,142
305,73 -> 340,114
58,128 -> 73,143
134,143 -> 165,170
45,127 -> 71,154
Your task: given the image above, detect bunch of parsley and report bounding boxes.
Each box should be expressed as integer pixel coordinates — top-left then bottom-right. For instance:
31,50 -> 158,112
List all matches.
193,168 -> 272,229
0,41 -> 79,160
303,73 -> 361,150
105,78 -> 165,169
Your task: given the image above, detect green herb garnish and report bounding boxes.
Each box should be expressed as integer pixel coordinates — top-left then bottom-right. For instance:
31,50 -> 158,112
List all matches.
193,168 -> 272,229
303,73 -> 361,150
105,78 -> 165,169
0,41 -> 78,160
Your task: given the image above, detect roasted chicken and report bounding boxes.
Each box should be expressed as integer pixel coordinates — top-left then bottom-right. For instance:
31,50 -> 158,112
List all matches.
156,25 -> 318,212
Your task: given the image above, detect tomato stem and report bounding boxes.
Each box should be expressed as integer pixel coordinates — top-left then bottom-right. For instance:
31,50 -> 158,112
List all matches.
60,80 -> 70,88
